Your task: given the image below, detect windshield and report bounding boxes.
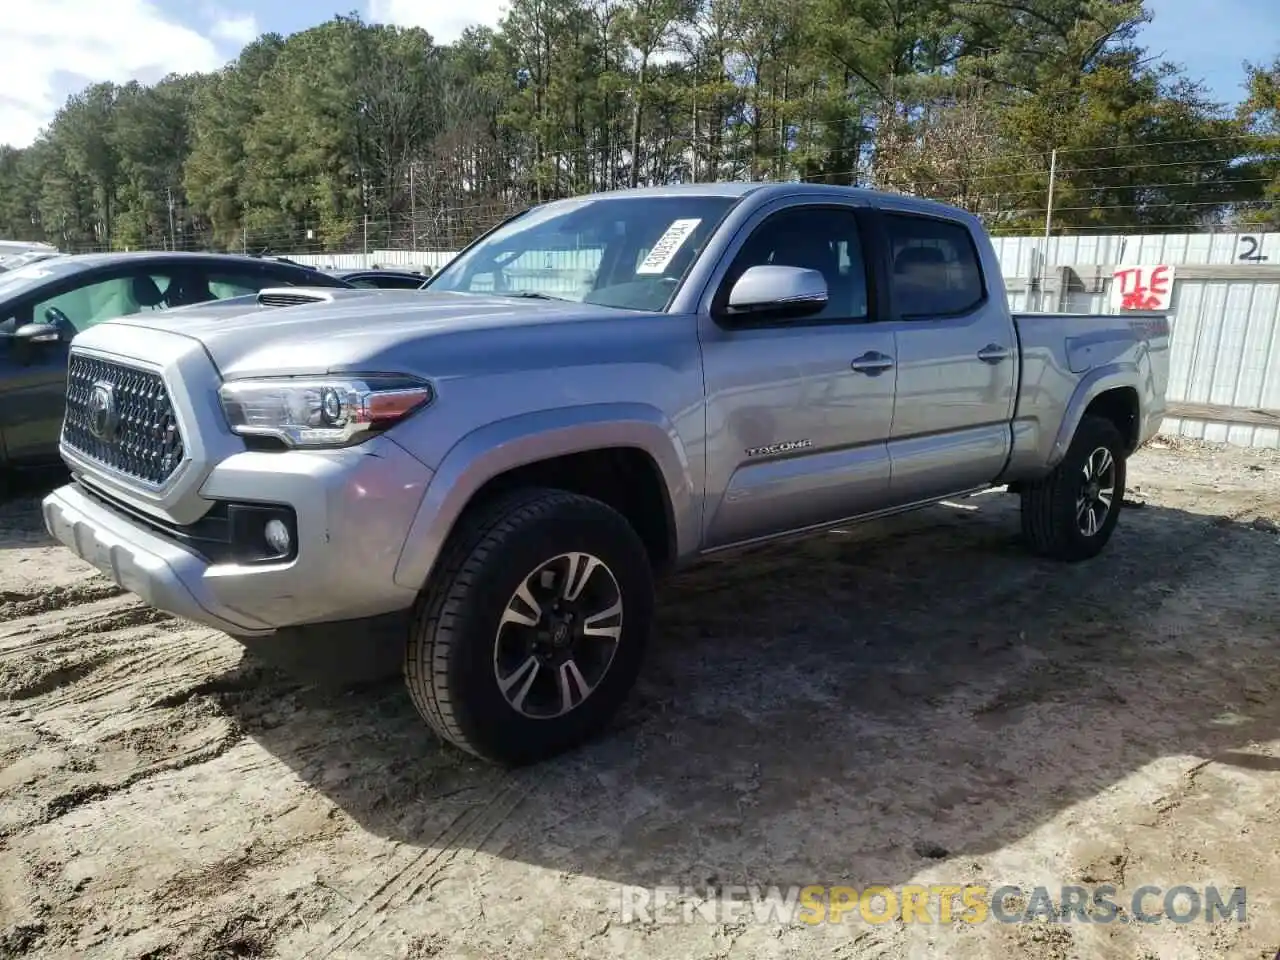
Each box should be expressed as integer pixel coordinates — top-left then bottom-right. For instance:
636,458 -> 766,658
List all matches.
425,194 -> 738,312
0,258 -> 80,298
1,250 -> 59,268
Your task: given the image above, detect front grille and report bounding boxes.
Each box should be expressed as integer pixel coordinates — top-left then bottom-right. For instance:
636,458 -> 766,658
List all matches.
63,354 -> 185,485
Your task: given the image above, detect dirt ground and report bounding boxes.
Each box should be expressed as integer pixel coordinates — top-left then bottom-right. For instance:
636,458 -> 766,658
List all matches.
1,437 -> 1279,960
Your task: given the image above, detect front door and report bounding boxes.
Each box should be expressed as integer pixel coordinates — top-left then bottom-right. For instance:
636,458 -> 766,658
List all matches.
0,312 -> 69,465
878,209 -> 1018,505
699,202 -> 898,549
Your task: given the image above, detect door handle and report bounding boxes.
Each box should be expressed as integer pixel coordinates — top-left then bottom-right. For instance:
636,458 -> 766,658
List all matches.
976,343 -> 1011,364
850,351 -> 895,375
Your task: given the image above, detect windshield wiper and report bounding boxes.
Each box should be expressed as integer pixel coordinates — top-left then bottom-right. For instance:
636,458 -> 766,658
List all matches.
495,291 -> 567,301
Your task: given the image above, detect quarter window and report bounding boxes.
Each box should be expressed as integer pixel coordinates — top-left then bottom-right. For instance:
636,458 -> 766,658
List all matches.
883,213 -> 985,318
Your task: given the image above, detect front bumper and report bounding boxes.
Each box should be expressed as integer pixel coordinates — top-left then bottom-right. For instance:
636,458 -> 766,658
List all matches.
43,437 -> 433,637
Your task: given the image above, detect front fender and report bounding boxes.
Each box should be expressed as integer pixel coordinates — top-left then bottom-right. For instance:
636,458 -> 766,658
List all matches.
392,403 -> 697,592
1047,362 -> 1139,469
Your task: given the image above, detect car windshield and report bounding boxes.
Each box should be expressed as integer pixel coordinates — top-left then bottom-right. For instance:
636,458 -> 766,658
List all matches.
425,194 -> 738,312
0,258 -> 82,298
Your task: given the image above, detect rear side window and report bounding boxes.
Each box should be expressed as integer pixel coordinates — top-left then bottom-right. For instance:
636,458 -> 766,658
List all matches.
279,270 -> 351,289
348,274 -> 423,289
883,213 -> 985,318
370,275 -> 426,289
198,271 -> 265,300
196,268 -> 348,301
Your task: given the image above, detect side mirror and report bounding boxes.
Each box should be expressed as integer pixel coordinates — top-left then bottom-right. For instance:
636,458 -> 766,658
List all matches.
14,322 -> 60,344
723,265 -> 828,320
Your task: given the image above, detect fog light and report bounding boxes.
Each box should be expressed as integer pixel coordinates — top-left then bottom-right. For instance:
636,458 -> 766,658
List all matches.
264,518 -> 292,556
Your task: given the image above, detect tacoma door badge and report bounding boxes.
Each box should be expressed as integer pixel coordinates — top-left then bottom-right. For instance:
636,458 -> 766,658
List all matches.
745,438 -> 812,459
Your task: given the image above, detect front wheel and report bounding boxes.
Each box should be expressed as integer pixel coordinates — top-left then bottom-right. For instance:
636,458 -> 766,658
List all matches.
405,488 -> 654,765
1020,415 -> 1127,562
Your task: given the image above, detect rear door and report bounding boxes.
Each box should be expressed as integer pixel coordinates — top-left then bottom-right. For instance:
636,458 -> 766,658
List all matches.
875,208 -> 1018,505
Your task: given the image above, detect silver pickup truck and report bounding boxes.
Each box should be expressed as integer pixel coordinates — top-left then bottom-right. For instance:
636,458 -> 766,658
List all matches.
42,184 -> 1169,765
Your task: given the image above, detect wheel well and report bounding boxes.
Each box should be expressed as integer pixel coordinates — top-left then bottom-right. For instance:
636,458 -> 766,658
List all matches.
465,447 -> 676,574
1084,387 -> 1140,452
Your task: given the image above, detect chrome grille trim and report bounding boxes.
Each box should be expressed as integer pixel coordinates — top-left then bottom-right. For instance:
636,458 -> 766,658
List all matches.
63,352 -> 186,487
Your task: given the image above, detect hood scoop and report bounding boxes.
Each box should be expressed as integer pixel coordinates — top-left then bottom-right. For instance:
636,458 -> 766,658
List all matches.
256,287 -> 338,308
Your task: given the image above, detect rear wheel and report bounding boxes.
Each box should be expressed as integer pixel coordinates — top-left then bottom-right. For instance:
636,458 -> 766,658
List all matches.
1020,415 -> 1127,562
405,488 -> 654,765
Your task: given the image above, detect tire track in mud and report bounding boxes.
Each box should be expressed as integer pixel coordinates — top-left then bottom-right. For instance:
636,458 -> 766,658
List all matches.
309,771 -> 541,959
0,602 -> 175,672
0,604 -> 180,701
0,578 -> 125,621
0,564 -> 251,844
39,723 -> 244,824
1,689 -> 246,841
0,724 -> 245,841
0,650 -> 120,701
33,631 -> 233,716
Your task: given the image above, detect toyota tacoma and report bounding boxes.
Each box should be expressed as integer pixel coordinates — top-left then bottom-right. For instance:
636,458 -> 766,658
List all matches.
42,183 -> 1169,765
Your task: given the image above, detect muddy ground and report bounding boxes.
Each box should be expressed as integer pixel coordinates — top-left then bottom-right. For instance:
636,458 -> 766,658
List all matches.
1,437 -> 1279,960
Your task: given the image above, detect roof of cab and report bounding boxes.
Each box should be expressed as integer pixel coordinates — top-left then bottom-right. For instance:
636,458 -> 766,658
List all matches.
534,180 -> 981,223
53,251 -> 325,269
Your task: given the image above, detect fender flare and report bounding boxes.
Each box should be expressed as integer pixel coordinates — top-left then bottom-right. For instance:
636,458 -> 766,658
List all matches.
393,403 -> 697,591
1047,362 -> 1140,469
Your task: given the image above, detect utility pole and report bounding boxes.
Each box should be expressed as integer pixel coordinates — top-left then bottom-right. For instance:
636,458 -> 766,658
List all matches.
361,176 -> 370,267
1043,148 -> 1057,243
410,164 -> 417,251
167,186 -> 176,251
1041,148 -> 1058,311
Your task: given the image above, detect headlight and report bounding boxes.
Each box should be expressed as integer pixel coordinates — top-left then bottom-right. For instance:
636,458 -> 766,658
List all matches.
219,375 -> 433,448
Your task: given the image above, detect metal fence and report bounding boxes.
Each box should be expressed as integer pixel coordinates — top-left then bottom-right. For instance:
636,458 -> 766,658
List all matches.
284,230 -> 1280,449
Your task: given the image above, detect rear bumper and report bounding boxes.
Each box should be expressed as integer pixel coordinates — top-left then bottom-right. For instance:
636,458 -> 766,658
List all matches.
42,438 -> 433,637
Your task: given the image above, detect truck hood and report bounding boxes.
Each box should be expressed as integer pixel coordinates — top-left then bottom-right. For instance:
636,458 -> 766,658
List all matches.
97,288 -> 634,379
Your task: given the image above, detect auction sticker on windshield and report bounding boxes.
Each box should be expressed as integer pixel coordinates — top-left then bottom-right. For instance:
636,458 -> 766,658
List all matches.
636,219 -> 702,274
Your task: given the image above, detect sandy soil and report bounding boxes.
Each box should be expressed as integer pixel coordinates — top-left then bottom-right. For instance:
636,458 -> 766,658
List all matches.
1,438 -> 1279,960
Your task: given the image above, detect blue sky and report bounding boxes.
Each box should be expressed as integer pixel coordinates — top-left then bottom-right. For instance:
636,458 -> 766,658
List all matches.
1142,0 -> 1279,105
2,0 -> 1276,149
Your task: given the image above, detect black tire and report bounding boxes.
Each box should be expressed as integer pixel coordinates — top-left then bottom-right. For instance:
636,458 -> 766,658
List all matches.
405,487 -> 654,765
1020,414 -> 1127,562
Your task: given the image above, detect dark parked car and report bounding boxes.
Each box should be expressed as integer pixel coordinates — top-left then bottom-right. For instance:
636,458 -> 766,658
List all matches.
326,268 -> 428,289
0,252 -> 352,474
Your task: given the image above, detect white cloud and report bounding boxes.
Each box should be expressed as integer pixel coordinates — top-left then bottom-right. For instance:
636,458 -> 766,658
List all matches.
367,0 -> 508,45
0,0 -> 227,148
210,12 -> 260,47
